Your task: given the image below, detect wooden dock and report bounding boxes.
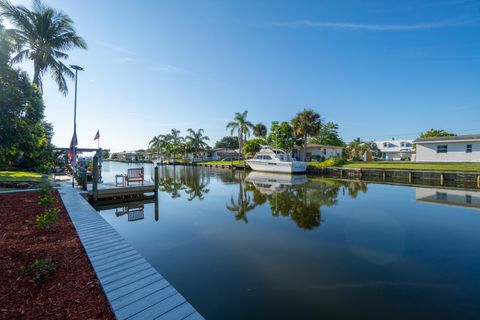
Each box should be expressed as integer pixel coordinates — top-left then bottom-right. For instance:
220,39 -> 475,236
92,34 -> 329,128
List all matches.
59,187 -> 203,320
87,182 -> 156,202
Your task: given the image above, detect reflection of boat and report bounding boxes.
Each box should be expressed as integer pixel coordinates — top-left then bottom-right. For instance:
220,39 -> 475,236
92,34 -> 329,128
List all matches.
246,171 -> 308,195
246,147 -> 307,173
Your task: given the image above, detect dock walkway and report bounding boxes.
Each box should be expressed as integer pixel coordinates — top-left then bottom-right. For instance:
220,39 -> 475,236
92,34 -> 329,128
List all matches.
59,187 -> 203,320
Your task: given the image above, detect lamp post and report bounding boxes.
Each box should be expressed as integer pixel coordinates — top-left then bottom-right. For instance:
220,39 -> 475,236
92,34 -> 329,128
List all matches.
70,65 -> 84,187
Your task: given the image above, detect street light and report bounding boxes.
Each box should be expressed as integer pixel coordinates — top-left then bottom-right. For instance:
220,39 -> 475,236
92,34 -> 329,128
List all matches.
70,65 -> 83,187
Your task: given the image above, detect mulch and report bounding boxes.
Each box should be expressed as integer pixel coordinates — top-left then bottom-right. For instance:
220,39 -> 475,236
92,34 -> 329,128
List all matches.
0,191 -> 114,320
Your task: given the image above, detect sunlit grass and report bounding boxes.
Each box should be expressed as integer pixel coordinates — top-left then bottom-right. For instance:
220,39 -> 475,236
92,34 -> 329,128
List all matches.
0,171 -> 43,182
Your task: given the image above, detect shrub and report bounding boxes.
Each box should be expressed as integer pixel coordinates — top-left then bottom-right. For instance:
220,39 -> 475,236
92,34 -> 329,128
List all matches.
310,157 -> 345,168
38,193 -> 57,206
35,207 -> 60,228
19,258 -> 56,285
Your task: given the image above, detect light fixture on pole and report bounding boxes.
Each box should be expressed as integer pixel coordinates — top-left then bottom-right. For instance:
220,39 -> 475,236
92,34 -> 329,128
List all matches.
70,65 -> 84,187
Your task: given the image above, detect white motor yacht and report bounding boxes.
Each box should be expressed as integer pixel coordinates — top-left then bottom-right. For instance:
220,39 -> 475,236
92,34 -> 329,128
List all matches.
246,146 -> 307,173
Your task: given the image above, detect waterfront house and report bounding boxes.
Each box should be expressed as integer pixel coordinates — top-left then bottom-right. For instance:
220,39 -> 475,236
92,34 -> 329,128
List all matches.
413,134 -> 480,162
375,139 -> 414,160
293,144 -> 343,161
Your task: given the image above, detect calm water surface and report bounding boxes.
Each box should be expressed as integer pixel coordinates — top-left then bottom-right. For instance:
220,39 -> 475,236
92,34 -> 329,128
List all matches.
98,161 -> 480,319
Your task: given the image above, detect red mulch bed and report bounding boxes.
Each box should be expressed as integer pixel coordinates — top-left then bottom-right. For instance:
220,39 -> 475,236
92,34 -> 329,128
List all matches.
0,191 -> 114,320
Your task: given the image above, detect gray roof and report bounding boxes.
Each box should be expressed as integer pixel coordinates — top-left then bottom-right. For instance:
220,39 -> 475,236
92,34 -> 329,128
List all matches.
413,134 -> 480,143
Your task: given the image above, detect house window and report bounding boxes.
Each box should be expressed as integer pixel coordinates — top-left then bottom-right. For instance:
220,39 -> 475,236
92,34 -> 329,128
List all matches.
466,144 -> 472,153
437,145 -> 448,153
466,195 -> 472,204
436,192 -> 447,200
323,149 -> 327,155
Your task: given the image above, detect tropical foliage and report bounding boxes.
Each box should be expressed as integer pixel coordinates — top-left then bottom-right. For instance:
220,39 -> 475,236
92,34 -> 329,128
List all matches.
420,128 -> 456,138
0,24 -> 54,170
266,121 -> 299,152
0,0 -> 87,95
214,136 -> 239,149
252,123 -> 267,139
309,122 -> 344,146
243,138 -> 263,157
291,109 -> 321,160
226,110 -> 254,158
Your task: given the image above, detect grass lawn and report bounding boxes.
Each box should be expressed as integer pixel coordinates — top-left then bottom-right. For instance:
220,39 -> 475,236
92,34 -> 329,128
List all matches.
197,160 -> 246,166
0,171 -> 43,182
310,161 -> 480,172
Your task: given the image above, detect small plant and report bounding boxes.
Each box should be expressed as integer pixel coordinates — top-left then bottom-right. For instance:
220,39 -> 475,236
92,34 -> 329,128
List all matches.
38,192 -> 57,206
38,184 -> 53,198
35,207 -> 60,228
18,258 -> 56,285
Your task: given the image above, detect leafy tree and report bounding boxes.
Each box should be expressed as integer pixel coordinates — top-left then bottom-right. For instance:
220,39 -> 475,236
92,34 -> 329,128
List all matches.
266,121 -> 299,152
148,134 -> 167,159
309,122 -> 344,146
420,128 -> 456,138
186,128 -> 209,157
291,109 -> 321,160
226,110 -> 254,158
0,23 -> 53,170
252,123 -> 267,139
243,138 -> 263,158
163,129 -> 183,162
0,0 -> 87,95
214,136 -> 239,149
101,149 -> 110,159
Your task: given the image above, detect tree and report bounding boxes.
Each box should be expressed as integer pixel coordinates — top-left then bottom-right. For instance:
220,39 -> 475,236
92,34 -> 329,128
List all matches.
252,123 -> 267,139
243,138 -> 263,158
0,0 -> 87,95
309,122 -> 344,146
214,136 -> 239,149
226,110 -> 254,158
148,134 -> 167,159
163,129 -> 183,162
0,23 -> 53,170
291,109 -> 321,160
420,128 -> 456,138
186,128 -> 209,157
266,121 -> 299,152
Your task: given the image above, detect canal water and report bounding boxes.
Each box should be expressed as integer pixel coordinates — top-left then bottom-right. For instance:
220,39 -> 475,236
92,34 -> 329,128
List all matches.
98,161 -> 480,319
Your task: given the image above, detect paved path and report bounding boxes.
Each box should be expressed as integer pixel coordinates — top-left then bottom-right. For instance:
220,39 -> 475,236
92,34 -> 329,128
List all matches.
59,187 -> 204,320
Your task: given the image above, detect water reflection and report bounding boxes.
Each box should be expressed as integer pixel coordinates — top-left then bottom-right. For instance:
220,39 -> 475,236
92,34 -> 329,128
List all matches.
157,166 -> 210,201
416,187 -> 480,210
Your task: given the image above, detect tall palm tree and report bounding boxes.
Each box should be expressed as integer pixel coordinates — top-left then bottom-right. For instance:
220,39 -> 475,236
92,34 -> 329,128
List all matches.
186,128 -> 209,159
253,123 -> 267,139
0,0 -> 87,95
148,134 -> 166,160
226,110 -> 254,158
291,109 -> 321,161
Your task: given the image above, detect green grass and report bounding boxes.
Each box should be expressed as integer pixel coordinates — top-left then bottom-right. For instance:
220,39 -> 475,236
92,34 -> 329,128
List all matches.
0,171 -> 43,182
197,160 -> 245,166
309,161 -> 480,172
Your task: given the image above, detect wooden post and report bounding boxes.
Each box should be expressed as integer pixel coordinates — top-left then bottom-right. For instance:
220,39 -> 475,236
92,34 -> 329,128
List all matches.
408,171 -> 412,184
82,169 -> 87,191
477,175 -> 480,189
93,156 -> 98,202
359,169 -> 362,180
440,172 -> 444,186
154,165 -> 159,198
340,169 -> 343,179
382,170 -> 386,181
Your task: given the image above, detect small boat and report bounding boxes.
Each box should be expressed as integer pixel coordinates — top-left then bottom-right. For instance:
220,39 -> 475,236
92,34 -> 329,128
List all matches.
246,146 -> 307,173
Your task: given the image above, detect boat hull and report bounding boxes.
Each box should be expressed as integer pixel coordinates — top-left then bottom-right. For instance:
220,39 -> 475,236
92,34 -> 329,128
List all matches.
246,160 -> 307,173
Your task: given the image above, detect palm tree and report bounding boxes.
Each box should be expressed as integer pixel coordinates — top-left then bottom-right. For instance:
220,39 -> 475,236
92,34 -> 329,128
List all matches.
186,128 -> 209,159
226,110 -> 254,158
164,129 -> 183,163
148,134 -> 166,160
0,0 -> 87,95
253,123 -> 267,139
291,109 -> 321,161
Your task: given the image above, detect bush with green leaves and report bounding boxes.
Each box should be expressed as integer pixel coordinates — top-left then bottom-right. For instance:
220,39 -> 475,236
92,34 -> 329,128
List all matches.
38,192 -> 57,206
35,207 -> 60,228
310,157 -> 345,168
19,258 -> 56,285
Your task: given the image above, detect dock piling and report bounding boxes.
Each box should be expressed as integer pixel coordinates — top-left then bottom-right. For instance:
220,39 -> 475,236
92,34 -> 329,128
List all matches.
92,155 -> 98,202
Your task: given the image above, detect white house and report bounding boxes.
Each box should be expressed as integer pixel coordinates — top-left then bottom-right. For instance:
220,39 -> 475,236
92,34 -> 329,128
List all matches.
375,139 -> 414,160
293,144 -> 343,161
416,187 -> 480,210
413,134 -> 480,162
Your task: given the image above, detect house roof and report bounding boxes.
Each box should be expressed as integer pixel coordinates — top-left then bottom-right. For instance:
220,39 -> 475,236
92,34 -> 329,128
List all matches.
304,144 -> 343,149
413,134 -> 480,143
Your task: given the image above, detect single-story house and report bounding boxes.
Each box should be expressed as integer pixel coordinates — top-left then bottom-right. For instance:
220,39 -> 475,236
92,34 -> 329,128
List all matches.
413,134 -> 480,162
374,139 -> 414,160
293,144 -> 343,162
189,148 -> 240,162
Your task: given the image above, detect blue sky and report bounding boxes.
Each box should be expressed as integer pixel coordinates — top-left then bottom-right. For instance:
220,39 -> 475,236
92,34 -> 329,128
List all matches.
4,0 -> 480,151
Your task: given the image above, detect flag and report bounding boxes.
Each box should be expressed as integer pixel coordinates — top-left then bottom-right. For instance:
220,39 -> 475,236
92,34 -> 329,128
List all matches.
68,130 -> 78,166
94,130 -> 100,141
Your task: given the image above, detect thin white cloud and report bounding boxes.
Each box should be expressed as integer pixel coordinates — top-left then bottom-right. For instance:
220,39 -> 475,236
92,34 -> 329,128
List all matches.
113,57 -> 135,63
97,41 -> 132,54
150,63 -> 188,74
269,19 -> 472,31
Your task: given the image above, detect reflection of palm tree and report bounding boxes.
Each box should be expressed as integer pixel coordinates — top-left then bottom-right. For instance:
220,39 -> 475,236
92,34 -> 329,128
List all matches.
226,181 -> 257,223
344,181 -> 368,199
181,166 -> 210,201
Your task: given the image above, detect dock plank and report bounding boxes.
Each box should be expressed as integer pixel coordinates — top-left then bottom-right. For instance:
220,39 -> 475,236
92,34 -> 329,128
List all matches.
59,187 -> 203,320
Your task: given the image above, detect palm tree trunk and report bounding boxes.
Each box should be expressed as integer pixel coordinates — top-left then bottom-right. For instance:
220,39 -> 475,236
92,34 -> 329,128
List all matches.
33,63 -> 42,94
303,134 -> 307,161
